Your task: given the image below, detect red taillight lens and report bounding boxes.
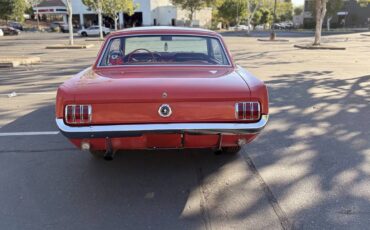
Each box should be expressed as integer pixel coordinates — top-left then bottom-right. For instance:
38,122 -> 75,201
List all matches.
65,105 -> 92,124
235,102 -> 261,121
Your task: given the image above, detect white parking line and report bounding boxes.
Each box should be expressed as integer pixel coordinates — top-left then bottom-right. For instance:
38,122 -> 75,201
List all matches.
0,131 -> 60,137
0,92 -> 56,96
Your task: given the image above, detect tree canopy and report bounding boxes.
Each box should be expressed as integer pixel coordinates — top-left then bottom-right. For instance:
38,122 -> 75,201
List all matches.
253,8 -> 273,25
82,0 -> 102,12
216,0 -> 247,26
101,0 -> 137,29
214,0 -> 292,27
102,0 -> 136,17
171,0 -> 213,21
0,0 -> 26,22
294,6 -> 303,16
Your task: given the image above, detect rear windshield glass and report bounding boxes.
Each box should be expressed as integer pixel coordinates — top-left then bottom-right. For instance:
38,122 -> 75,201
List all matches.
99,35 -> 230,66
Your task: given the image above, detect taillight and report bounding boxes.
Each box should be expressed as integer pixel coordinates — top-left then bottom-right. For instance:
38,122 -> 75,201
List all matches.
65,105 -> 92,124
235,102 -> 261,121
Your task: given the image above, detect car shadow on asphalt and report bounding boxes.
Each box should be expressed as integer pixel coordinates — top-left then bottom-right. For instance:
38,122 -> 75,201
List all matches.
2,105 -> 272,229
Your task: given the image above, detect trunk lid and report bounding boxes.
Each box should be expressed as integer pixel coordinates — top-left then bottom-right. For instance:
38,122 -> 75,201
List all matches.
67,67 -> 251,124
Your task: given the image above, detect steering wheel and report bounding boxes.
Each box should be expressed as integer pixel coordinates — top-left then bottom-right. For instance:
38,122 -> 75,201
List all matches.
127,48 -> 156,63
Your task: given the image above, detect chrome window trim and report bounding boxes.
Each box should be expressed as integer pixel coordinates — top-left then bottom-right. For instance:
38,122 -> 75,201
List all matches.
55,115 -> 269,139
97,34 -> 232,68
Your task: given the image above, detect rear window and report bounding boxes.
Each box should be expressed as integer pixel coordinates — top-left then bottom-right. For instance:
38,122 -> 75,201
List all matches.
99,35 -> 230,66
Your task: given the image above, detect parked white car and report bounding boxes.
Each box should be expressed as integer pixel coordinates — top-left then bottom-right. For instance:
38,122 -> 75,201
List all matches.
0,29 -> 4,37
78,26 -> 111,37
229,24 -> 253,31
255,25 -> 265,31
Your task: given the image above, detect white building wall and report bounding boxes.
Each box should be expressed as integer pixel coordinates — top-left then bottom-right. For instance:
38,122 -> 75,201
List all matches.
151,0 -> 177,26
176,7 -> 212,28
150,0 -> 212,27
60,0 -> 211,28
135,0 -> 152,26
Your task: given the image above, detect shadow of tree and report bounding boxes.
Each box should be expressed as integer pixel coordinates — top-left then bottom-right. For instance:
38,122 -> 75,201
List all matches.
246,72 -> 370,229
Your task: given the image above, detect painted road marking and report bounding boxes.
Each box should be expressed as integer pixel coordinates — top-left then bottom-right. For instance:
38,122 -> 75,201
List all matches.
0,92 -> 56,97
0,131 -> 60,137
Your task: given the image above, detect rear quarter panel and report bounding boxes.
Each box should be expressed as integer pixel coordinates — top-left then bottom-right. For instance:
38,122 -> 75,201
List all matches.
236,65 -> 269,115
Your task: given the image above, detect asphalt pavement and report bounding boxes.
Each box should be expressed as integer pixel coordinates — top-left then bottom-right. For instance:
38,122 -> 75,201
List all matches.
0,31 -> 369,230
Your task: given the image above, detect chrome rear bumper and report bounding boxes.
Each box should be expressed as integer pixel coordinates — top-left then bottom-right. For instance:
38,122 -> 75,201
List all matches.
56,115 -> 269,139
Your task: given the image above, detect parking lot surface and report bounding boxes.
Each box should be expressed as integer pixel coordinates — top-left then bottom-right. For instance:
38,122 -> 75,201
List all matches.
0,32 -> 369,229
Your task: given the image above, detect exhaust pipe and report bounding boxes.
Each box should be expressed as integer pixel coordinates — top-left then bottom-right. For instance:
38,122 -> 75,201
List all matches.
104,137 -> 115,161
104,150 -> 116,161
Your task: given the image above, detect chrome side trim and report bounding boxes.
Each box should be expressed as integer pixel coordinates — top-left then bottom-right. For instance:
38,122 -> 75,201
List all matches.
56,115 -> 269,139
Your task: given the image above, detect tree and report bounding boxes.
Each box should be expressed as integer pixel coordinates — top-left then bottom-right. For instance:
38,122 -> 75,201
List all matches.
294,6 -> 303,16
0,0 -> 26,22
253,8 -> 262,25
313,0 -> 327,45
253,8 -> 273,26
28,0 -> 42,29
12,0 -> 26,22
0,0 -> 13,21
245,0 -> 263,33
217,0 -> 247,27
171,0 -> 212,25
326,0 -> 343,30
102,0 -> 136,30
65,0 -> 74,45
82,0 -> 104,39
311,0 -> 369,45
259,8 -> 273,25
275,1 -> 293,22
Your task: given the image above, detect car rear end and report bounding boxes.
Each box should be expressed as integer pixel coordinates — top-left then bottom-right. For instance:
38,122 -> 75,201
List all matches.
55,28 -> 269,156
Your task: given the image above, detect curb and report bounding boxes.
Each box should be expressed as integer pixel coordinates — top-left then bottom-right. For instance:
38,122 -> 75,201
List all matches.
85,38 -> 105,41
0,56 -> 41,68
294,44 -> 346,50
46,44 -> 94,49
257,39 -> 289,42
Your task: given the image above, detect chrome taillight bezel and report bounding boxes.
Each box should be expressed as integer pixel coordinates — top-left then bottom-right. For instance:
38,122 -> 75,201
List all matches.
64,104 -> 92,124
235,102 -> 261,121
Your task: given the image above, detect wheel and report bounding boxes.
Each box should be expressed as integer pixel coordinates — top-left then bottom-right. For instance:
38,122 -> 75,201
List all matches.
81,32 -> 87,37
89,150 -> 105,158
215,146 -> 241,155
103,32 -> 107,36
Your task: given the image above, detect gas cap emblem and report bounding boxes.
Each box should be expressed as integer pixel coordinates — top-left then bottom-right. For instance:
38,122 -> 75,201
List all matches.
158,104 -> 172,118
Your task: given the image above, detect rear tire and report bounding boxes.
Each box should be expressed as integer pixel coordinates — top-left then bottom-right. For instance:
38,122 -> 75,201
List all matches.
81,32 -> 87,37
89,150 -> 105,159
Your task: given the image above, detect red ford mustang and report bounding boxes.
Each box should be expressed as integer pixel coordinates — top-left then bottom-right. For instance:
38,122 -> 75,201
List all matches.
56,27 -> 269,160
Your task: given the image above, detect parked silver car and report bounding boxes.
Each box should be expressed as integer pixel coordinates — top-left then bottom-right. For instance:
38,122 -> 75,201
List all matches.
78,26 -> 111,37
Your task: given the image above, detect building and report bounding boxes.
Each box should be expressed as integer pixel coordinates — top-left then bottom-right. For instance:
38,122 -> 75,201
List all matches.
33,0 -> 212,29
303,0 -> 370,28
